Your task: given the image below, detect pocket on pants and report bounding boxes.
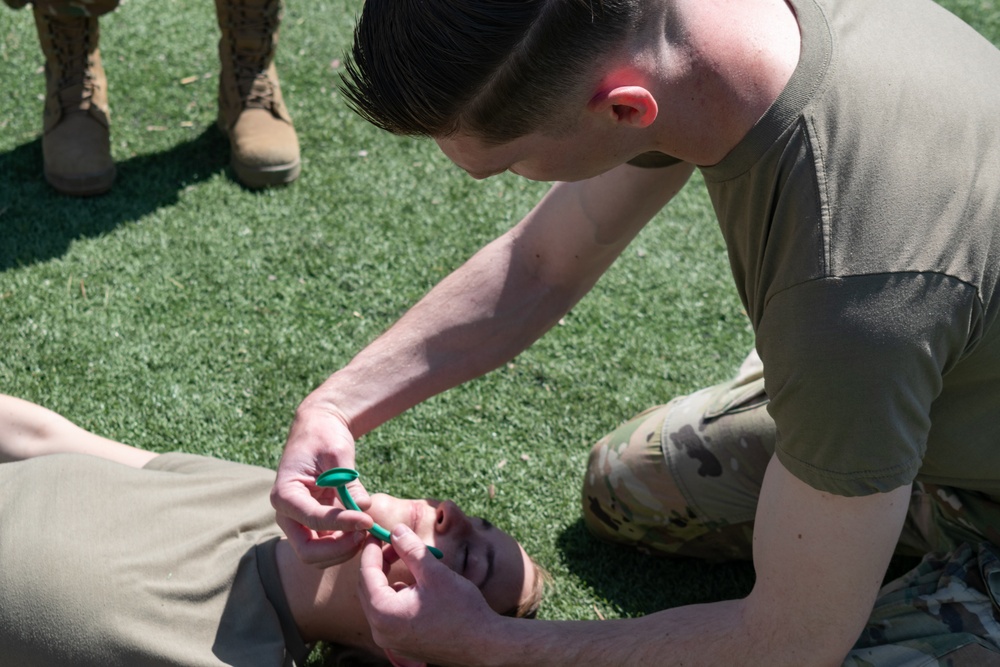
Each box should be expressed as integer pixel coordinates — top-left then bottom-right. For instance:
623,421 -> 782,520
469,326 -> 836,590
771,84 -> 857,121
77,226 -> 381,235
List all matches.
703,376 -> 768,420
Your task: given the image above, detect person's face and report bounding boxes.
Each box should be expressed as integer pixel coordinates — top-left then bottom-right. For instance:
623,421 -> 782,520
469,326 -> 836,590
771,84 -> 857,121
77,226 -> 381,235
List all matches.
434,122 -> 634,183
367,494 -> 535,616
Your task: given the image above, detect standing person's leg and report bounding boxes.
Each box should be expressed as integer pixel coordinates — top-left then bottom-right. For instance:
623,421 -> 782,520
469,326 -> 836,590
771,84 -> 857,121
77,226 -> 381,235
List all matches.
16,0 -> 120,195
582,350 -> 774,561
214,0 -> 300,188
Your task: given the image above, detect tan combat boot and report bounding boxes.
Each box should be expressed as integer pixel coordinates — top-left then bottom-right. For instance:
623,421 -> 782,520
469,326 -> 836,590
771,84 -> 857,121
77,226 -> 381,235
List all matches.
215,0 -> 300,188
33,8 -> 116,196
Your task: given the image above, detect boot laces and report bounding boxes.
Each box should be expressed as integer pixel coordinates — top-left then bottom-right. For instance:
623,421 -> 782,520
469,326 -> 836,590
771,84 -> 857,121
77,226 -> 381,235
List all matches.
45,15 -> 98,111
226,1 -> 280,109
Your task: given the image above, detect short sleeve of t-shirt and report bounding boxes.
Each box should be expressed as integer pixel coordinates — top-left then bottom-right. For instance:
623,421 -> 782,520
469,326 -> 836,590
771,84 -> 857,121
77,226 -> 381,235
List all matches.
756,272 -> 980,496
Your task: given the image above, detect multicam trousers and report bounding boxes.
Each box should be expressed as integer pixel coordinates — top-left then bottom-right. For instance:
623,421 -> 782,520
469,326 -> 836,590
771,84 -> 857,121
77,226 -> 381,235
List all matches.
3,0 -> 119,16
582,350 -> 1000,666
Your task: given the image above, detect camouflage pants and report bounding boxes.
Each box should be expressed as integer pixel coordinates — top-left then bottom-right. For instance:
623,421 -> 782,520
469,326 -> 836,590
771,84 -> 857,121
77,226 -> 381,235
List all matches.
582,350 -> 1000,666
3,0 -> 119,16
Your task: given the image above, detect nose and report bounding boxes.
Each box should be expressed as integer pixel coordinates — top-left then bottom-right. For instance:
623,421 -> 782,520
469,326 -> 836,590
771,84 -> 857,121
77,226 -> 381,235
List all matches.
434,500 -> 473,536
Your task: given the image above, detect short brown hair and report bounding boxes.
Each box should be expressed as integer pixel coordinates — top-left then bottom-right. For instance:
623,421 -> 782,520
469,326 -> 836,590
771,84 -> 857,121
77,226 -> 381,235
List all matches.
502,554 -> 550,620
341,0 -> 641,143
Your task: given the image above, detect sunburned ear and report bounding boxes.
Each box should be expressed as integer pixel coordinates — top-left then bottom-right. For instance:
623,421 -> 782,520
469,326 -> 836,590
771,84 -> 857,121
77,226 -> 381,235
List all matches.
588,85 -> 658,128
384,647 -> 427,667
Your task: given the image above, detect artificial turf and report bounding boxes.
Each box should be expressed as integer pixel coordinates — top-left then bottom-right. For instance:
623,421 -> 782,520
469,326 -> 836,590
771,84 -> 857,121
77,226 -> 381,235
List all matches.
1,1 -> 997,663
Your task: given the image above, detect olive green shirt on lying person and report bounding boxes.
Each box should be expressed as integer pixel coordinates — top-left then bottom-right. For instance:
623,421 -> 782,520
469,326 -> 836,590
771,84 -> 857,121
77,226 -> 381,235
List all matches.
0,453 -> 308,667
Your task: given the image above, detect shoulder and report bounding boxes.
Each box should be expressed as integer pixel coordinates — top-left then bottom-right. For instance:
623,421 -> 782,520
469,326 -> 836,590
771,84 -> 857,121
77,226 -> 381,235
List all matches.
145,452 -> 276,480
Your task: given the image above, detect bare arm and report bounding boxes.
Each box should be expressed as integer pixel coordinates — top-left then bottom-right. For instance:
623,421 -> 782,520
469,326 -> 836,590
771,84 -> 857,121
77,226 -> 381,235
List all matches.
0,394 -> 157,468
360,455 -> 909,666
273,161 -> 695,565
316,161 -> 694,434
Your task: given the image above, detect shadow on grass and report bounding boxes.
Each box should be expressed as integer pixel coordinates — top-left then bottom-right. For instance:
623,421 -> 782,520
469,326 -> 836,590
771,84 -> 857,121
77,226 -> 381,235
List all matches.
556,518 -> 756,617
0,126 -> 230,271
557,519 -> 924,618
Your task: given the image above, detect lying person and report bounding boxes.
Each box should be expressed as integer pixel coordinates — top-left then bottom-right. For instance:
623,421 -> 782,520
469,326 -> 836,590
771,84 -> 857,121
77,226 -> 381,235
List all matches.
0,394 -> 543,667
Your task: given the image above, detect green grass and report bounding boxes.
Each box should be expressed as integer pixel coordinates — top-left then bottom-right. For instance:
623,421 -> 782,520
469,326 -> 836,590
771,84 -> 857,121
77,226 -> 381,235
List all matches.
1,0 -> 997,663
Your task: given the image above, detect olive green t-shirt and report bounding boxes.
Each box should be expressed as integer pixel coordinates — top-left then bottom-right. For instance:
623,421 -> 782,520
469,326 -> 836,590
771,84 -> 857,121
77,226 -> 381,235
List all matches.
697,0 -> 1000,495
0,453 -> 309,666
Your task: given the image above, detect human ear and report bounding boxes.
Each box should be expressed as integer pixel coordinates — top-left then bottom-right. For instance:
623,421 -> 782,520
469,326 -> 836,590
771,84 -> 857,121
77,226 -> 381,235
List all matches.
588,85 -> 658,128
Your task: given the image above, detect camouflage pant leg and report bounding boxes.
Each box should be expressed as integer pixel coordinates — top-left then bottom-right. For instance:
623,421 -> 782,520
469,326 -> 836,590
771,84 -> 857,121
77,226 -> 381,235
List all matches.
581,350 -> 774,561
582,349 -> 1000,664
848,487 -> 1000,665
3,0 -> 119,16
582,346 -> 999,559
846,542 -> 1000,666
897,483 -> 1000,557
